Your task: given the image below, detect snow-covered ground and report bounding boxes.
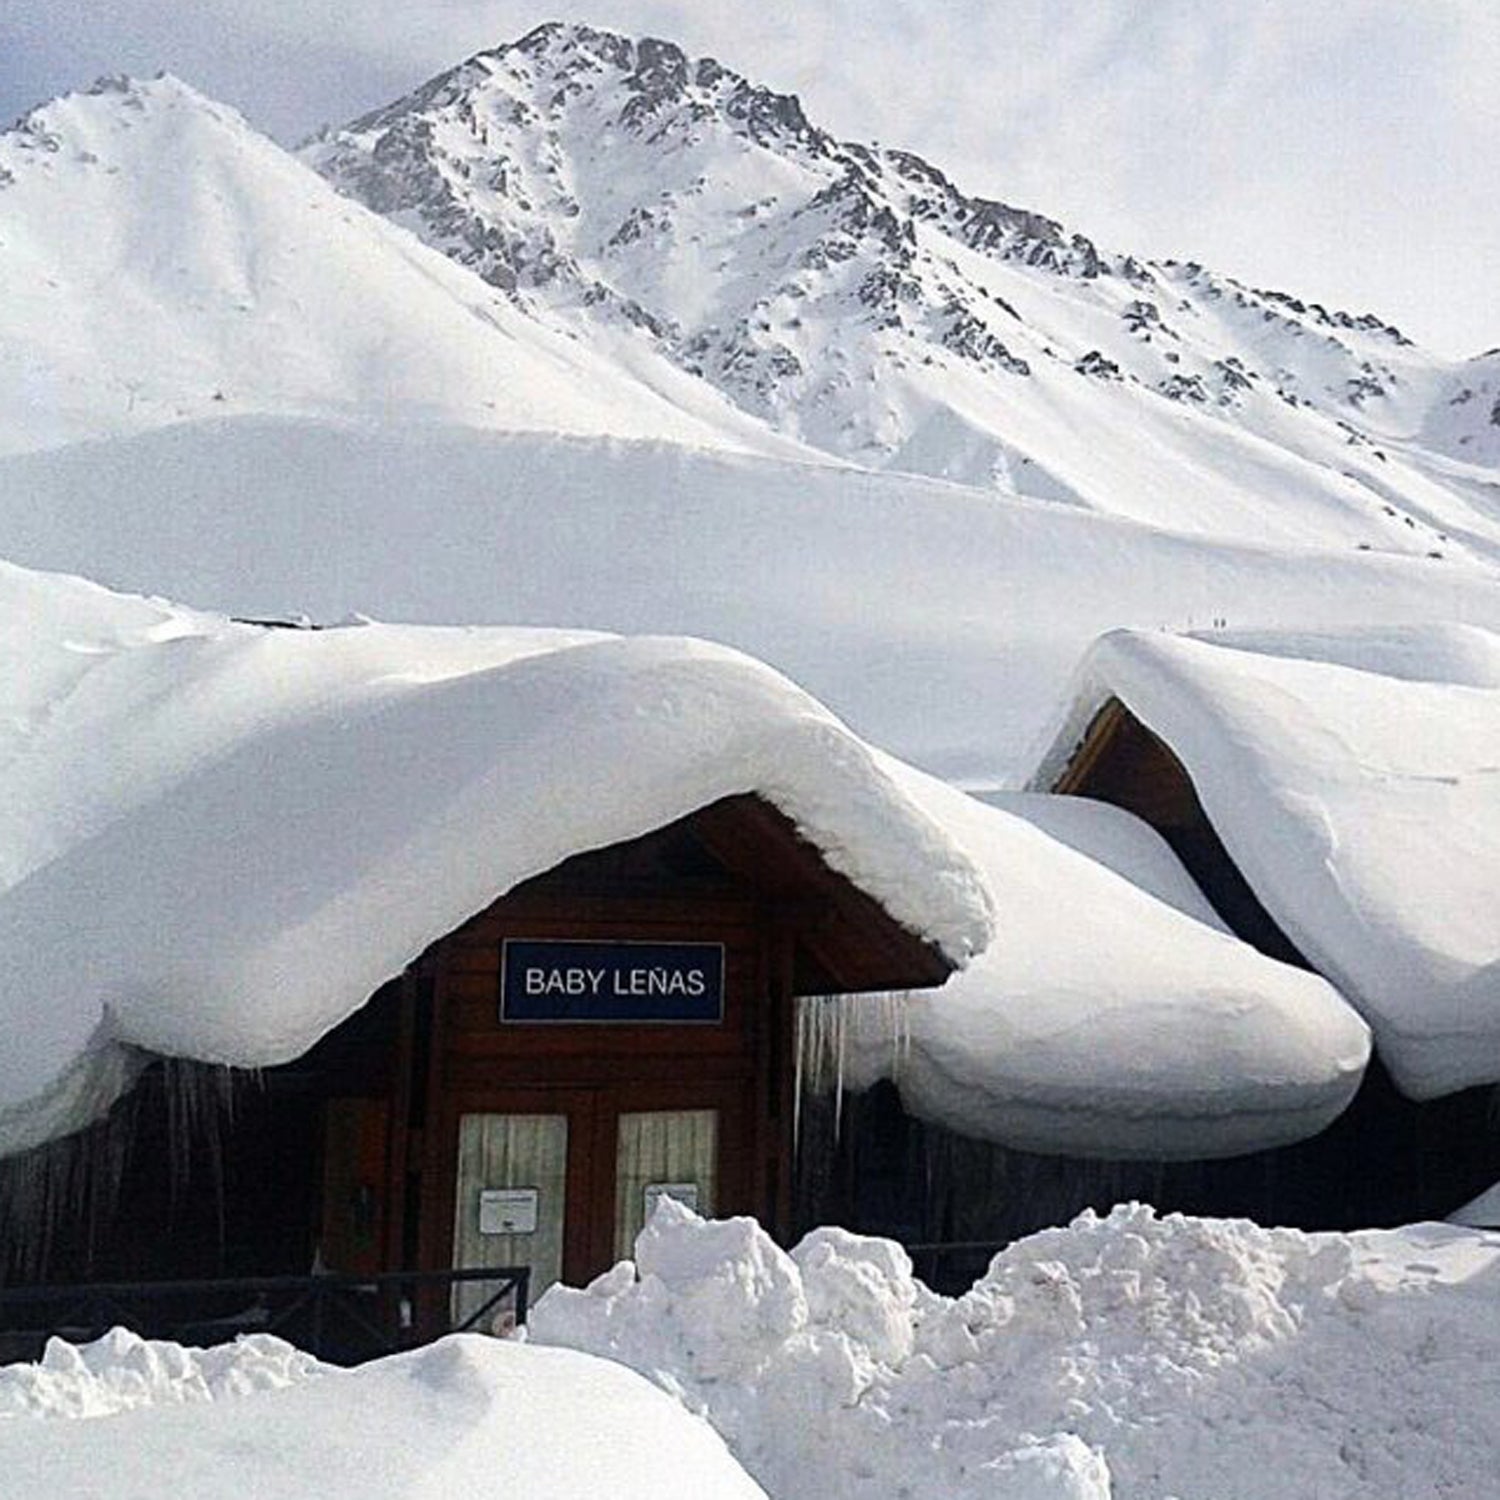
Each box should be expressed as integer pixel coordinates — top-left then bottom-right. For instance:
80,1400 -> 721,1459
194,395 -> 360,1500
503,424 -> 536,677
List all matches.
9,1202 -> 1500,1500
0,1324 -> 767,1499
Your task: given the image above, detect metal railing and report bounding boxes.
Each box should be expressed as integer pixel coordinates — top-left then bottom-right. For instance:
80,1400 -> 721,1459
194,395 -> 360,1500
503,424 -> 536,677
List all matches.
0,1265 -> 529,1366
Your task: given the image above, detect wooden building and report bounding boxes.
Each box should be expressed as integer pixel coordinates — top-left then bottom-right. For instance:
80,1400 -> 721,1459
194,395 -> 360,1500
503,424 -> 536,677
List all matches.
1,793 -> 960,1344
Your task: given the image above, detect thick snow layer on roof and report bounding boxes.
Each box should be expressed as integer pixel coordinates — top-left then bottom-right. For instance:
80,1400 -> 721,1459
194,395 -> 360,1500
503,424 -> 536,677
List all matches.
531,1200 -> 1500,1500
1034,624 -> 1500,1098
832,772 -> 1371,1158
0,561 -> 992,1156
0,1329 -> 766,1499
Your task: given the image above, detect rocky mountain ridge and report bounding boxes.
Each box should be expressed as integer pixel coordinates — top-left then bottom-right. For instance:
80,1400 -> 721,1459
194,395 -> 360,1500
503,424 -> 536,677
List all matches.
304,22 -> 1499,560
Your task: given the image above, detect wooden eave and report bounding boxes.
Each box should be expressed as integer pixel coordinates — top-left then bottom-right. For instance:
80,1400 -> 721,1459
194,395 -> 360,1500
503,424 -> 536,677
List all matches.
1050,697 -> 1202,829
689,795 -> 957,996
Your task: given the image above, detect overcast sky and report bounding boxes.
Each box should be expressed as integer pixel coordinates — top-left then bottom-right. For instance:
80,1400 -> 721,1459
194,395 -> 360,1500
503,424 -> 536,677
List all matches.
5,0 -> 1497,357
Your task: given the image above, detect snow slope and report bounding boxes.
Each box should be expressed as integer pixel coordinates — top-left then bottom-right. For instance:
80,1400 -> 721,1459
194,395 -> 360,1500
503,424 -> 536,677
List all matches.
307,23 -> 1500,561
1033,626 -> 1500,1099
532,1198 -> 1500,1500
0,1329 -> 766,1499
0,74 -> 813,460
0,560 -> 992,1155
3,416 -> 1497,783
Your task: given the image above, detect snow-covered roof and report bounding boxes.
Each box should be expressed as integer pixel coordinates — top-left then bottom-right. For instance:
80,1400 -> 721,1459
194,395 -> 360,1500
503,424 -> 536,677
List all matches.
0,561 -> 994,1157
3,563 -> 1392,1164
833,772 -> 1370,1159
1033,624 -> 1500,1100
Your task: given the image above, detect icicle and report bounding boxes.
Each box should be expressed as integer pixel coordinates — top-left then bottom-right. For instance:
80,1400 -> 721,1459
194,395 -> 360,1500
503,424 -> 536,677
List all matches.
833,1002 -> 845,1143
794,991 -> 914,1147
0,1052 -> 252,1285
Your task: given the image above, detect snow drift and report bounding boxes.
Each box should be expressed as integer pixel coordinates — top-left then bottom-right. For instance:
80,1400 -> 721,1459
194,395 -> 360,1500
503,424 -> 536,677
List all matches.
0,1327 -> 766,1499
5,417 -> 1500,785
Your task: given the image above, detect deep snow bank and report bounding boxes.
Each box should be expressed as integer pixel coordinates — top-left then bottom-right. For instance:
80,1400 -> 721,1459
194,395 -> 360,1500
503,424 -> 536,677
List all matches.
0,1329 -> 766,1499
533,1199 -> 1500,1500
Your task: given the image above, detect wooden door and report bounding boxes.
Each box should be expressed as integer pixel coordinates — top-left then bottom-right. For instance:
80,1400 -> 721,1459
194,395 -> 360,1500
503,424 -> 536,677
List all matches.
445,1081 -> 748,1302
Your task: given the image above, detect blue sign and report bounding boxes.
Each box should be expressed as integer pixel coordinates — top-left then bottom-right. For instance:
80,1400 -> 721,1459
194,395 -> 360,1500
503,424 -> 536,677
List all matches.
500,940 -> 725,1024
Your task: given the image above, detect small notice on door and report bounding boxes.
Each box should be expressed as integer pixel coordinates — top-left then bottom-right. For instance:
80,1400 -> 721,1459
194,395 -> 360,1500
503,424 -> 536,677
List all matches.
479,1187 -> 539,1235
644,1182 -> 700,1218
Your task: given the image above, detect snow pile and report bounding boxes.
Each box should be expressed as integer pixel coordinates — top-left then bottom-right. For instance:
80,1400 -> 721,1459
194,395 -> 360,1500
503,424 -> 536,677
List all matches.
0,1332 -> 766,1499
0,1327 -> 321,1419
1036,625 -> 1500,1098
0,560 -> 991,1155
533,1199 -> 1500,1500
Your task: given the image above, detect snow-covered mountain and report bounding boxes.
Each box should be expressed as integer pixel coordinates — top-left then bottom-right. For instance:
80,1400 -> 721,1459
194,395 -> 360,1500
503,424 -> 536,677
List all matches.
307,22 -> 1500,560
0,73 -> 816,460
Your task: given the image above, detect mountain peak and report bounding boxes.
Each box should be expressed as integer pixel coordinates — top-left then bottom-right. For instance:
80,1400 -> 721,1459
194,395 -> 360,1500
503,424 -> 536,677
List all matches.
0,59 -> 805,461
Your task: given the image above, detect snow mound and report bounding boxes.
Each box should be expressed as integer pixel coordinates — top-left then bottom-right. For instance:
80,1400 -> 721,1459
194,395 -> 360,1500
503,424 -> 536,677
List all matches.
0,561 -> 991,1155
532,1199 -> 1500,1500
0,1327 -> 322,1419
1035,625 -> 1500,1098
0,1331 -> 766,1499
